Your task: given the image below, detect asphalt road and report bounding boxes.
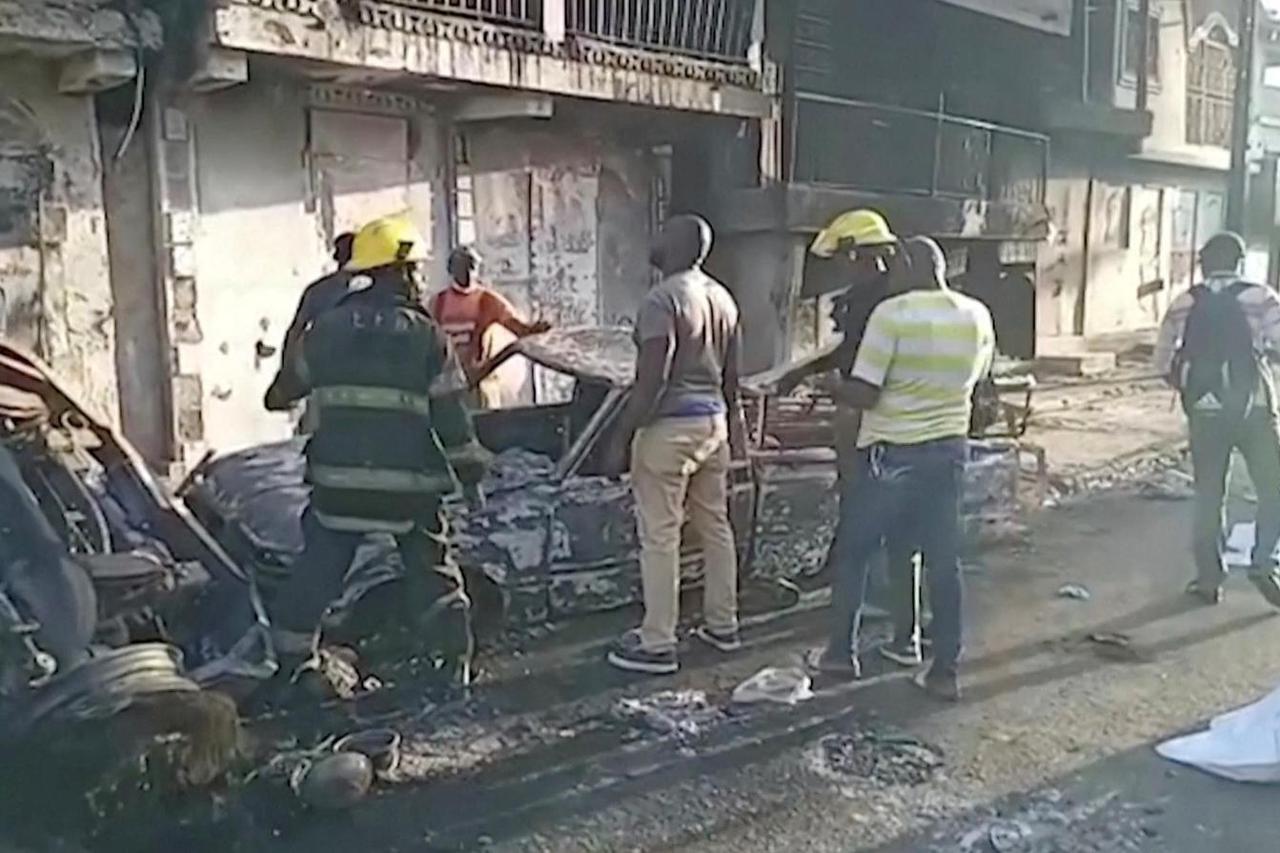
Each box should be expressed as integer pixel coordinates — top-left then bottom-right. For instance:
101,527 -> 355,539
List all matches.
232,485 -> 1280,853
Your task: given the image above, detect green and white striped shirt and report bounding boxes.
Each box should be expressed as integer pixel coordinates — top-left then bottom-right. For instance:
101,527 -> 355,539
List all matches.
850,288 -> 995,448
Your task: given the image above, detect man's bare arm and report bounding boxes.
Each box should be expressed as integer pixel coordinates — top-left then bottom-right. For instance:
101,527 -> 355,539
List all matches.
723,326 -> 748,458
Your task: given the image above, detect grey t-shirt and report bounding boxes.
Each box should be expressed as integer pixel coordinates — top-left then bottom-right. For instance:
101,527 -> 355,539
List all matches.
636,269 -> 741,419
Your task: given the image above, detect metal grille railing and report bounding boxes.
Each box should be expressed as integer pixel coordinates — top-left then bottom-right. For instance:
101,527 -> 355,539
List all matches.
1186,37 -> 1234,148
790,93 -> 1049,205
390,0 -> 541,27
567,0 -> 755,63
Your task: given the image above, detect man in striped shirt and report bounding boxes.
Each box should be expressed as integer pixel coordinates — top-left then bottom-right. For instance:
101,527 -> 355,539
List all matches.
813,237 -> 994,701
1153,232 -> 1280,608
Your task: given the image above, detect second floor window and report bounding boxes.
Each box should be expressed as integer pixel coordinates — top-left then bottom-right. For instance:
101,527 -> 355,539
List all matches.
1187,30 -> 1235,148
1122,0 -> 1160,84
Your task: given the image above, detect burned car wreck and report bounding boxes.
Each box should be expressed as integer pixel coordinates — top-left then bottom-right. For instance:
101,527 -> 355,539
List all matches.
0,344 -> 267,844
0,345 -> 274,733
184,328 -> 1025,638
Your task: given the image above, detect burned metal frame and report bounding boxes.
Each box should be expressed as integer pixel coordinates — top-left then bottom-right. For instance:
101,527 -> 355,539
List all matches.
0,344 -> 276,690
789,91 -> 1051,205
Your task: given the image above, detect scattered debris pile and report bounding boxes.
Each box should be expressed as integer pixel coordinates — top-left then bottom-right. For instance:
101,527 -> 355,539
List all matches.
483,448 -> 556,493
612,689 -> 726,742
815,728 -> 945,788
1135,467 -> 1194,501
1043,448 -> 1188,507
928,788 -> 1159,852
966,440 -> 1029,544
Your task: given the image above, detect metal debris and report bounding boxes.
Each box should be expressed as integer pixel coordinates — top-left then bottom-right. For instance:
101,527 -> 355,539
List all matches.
943,789 -> 1156,853
334,728 -> 402,779
292,752 -> 373,810
817,730 -> 945,787
987,820 -> 1033,851
1085,631 -> 1148,663
1137,468 -> 1194,501
612,690 -> 724,741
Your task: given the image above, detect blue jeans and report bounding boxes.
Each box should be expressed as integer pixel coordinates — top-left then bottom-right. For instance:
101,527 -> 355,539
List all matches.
826,437 -> 967,674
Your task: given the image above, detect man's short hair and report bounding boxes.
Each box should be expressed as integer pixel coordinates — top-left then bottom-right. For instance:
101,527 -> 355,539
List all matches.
898,236 -> 947,285
448,245 -> 482,269
1200,231 -> 1246,274
663,214 -> 714,268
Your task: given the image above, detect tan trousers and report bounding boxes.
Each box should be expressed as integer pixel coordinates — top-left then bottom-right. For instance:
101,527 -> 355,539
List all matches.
632,414 -> 738,651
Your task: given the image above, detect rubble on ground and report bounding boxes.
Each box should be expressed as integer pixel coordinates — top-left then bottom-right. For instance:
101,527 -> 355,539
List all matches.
927,788 -> 1159,852
612,690 -> 725,742
810,728 -> 945,788
1136,468 -> 1194,501
1040,448 -> 1189,507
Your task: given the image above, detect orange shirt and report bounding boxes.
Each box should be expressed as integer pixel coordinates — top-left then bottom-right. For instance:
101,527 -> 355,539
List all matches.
429,284 -> 521,371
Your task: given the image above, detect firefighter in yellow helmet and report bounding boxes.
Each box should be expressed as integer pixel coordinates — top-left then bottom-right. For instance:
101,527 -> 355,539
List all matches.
265,214 -> 488,691
779,210 -> 927,670
778,209 -> 899,392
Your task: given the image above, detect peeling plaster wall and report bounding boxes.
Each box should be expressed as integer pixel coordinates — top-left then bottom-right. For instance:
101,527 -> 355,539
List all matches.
1036,177 -> 1088,338
1036,156 -> 1225,343
175,72 -> 445,456
706,232 -> 804,373
0,0 -> 162,51
0,57 -> 117,423
461,122 -> 655,324
1079,180 -> 1174,335
457,121 -> 656,399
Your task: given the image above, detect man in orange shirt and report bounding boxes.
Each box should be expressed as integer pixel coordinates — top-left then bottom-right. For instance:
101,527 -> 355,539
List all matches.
429,246 -> 551,407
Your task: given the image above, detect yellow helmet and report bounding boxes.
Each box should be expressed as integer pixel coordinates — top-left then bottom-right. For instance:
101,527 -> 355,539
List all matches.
809,209 -> 897,258
347,215 -> 429,271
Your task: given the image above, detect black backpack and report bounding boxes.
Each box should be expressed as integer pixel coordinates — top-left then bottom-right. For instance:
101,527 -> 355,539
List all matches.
1172,281 -> 1261,420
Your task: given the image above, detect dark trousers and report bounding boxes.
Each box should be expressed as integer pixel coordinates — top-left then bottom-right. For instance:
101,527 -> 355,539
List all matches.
272,500 -> 472,674
829,445 -> 922,645
826,438 -> 967,674
1189,410 -> 1280,586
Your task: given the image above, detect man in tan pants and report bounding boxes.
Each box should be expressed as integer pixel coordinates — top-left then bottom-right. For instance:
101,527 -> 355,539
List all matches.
605,215 -> 745,675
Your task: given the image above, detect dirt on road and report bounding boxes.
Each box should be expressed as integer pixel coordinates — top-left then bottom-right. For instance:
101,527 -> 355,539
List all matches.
181,453 -> 1279,853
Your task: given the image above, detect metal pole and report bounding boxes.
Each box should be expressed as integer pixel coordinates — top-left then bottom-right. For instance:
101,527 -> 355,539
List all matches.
1227,0 -> 1258,233
1081,0 -> 1091,102
1135,0 -> 1152,113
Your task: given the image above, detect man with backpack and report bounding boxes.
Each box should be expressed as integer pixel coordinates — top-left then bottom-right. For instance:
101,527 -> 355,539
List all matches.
1154,232 -> 1280,608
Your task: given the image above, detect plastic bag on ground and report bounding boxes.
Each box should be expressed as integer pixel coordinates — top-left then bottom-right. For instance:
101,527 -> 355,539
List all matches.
731,667 -> 814,706
1156,682 -> 1280,782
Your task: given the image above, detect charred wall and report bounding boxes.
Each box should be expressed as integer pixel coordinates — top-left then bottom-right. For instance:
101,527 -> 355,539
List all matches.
0,57 -> 117,423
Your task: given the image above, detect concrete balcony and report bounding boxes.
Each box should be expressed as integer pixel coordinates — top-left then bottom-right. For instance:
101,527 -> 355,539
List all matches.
212,0 -> 770,118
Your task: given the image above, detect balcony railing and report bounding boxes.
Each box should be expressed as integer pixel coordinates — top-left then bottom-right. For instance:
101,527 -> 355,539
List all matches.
390,0 -> 541,28
566,0 -> 755,63
790,92 -> 1049,206
384,0 -> 758,66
